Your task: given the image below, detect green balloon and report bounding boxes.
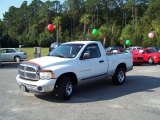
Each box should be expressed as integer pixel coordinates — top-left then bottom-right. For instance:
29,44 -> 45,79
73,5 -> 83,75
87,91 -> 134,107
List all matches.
92,29 -> 98,35
125,39 -> 131,46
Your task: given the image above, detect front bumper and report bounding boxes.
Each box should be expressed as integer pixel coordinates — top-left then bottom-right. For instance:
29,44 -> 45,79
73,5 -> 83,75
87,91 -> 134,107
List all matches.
16,75 -> 57,94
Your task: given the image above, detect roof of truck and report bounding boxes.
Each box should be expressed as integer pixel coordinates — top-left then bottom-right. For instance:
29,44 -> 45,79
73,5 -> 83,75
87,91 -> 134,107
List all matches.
64,40 -> 100,44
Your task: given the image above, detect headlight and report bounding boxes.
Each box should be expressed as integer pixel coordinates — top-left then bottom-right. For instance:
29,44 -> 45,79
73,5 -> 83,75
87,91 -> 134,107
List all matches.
40,70 -> 55,80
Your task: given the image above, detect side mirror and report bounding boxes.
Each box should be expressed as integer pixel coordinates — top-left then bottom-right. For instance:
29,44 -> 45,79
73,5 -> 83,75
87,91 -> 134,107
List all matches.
83,53 -> 90,59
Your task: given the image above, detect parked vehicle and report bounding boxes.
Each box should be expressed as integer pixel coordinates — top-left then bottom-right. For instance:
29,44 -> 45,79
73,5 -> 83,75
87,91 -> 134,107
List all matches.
131,49 -> 144,65
127,46 -> 143,51
16,41 -> 133,100
139,48 -> 160,64
0,48 -> 27,62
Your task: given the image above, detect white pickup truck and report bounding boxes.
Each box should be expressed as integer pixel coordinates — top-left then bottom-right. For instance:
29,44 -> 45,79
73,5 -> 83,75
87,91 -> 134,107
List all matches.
16,41 -> 133,100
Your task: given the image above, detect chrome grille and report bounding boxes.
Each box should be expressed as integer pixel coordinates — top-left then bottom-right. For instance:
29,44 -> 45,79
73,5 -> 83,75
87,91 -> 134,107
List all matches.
25,67 -> 35,72
18,64 -> 39,81
19,65 -> 25,70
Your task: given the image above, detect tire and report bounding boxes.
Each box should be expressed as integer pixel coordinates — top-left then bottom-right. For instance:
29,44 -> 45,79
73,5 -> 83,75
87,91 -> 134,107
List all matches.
14,56 -> 21,63
148,57 -> 154,64
57,76 -> 73,100
112,67 -> 126,85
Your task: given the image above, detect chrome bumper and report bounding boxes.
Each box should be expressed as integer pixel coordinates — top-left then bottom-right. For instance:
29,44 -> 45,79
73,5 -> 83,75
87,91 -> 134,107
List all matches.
16,75 -> 56,94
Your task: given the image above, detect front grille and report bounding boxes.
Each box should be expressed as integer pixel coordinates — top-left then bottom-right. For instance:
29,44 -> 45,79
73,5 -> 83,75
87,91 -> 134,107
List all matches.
19,65 -> 25,70
18,64 -> 39,81
25,67 -> 35,72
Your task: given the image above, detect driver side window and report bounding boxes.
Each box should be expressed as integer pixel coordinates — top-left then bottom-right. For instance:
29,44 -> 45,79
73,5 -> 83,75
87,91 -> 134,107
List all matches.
81,44 -> 101,59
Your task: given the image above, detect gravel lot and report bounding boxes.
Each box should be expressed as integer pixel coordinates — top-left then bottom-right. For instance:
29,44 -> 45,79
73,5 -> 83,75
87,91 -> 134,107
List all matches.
0,62 -> 160,120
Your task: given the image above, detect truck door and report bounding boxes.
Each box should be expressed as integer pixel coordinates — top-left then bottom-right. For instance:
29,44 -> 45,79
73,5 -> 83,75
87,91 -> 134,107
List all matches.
78,43 -> 107,80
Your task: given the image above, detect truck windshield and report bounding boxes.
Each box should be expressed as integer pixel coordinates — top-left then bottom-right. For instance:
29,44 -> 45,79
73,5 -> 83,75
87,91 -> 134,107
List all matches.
49,43 -> 84,58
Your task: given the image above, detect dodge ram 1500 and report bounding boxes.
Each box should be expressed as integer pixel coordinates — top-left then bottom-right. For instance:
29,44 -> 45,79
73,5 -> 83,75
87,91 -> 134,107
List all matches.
16,41 -> 133,100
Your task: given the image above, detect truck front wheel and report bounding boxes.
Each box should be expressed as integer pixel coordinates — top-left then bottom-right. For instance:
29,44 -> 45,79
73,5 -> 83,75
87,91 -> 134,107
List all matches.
57,76 -> 73,100
112,67 -> 126,85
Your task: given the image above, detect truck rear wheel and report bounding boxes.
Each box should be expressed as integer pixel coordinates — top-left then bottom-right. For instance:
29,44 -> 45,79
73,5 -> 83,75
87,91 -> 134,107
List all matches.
57,76 -> 73,100
112,67 -> 126,85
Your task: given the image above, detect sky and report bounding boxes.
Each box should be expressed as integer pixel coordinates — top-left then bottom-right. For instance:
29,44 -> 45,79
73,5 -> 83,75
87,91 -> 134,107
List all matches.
0,0 -> 64,20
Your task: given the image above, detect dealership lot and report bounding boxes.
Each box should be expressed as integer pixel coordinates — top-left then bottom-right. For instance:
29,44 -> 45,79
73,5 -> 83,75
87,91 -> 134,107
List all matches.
0,63 -> 160,120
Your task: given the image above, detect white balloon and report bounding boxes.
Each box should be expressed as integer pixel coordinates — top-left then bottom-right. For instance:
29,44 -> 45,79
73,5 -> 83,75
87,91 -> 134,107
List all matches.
148,32 -> 154,38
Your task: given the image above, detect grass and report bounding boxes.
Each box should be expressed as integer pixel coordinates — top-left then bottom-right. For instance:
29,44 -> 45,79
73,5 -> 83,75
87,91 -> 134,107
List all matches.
21,47 -> 49,60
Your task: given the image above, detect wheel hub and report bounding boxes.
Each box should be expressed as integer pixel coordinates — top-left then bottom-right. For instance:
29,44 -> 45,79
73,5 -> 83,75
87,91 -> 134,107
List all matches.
118,71 -> 125,82
66,82 -> 73,96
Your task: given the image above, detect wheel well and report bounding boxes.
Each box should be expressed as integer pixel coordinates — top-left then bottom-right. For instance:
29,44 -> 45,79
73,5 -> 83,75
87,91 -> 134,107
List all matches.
116,63 -> 127,71
14,56 -> 21,59
56,72 -> 78,86
148,57 -> 153,60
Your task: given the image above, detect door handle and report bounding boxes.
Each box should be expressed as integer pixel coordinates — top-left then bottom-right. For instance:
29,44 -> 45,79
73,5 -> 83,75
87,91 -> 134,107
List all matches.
99,60 -> 104,63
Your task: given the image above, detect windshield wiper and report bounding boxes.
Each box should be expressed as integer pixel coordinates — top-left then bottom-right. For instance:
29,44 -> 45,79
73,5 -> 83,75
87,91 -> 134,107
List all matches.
54,54 -> 67,58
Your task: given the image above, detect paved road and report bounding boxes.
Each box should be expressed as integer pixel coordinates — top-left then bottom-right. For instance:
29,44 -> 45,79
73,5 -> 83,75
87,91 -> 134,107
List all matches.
0,62 -> 160,120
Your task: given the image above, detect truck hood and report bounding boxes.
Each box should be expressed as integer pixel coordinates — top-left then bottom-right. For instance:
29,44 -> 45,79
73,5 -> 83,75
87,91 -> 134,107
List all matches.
24,56 -> 73,69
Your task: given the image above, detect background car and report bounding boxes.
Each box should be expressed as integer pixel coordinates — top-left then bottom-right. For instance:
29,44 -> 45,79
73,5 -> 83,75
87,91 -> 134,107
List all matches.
131,49 -> 144,65
0,48 -> 27,62
127,46 -> 143,51
139,48 -> 160,64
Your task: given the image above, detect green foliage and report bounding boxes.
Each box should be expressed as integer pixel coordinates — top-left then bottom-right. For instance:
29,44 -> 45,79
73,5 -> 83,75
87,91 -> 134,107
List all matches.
120,24 -> 135,45
80,14 -> 91,40
0,0 -> 160,48
53,16 -> 62,42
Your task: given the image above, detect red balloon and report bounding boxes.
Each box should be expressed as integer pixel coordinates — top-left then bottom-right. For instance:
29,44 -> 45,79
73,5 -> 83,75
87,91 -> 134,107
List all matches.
148,32 -> 154,38
47,24 -> 54,32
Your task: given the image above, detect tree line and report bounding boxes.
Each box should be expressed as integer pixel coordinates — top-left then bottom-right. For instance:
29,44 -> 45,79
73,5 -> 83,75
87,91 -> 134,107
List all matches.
0,0 -> 160,48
